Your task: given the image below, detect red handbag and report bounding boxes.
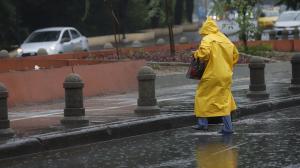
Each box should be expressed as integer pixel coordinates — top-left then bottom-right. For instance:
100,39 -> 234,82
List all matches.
186,58 -> 206,80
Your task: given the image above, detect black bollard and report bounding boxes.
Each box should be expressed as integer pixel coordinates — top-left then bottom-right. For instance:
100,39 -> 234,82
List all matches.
0,83 -> 14,136
135,66 -> 160,114
61,73 -> 89,125
247,58 -> 269,98
289,54 -> 300,91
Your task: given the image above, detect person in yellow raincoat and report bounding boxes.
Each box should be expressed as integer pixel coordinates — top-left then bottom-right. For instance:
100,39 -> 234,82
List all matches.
193,17 -> 239,134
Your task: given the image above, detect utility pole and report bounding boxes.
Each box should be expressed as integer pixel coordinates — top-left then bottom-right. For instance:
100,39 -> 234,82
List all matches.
165,0 -> 175,57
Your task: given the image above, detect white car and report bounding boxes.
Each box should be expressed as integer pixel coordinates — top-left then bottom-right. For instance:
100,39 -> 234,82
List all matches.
17,27 -> 89,57
273,11 -> 300,38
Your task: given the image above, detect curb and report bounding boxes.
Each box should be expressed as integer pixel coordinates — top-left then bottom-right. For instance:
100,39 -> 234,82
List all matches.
234,95 -> 300,118
0,115 -> 194,159
0,95 -> 300,159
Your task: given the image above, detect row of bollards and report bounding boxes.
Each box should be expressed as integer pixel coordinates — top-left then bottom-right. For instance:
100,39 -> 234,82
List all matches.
134,54 -> 300,112
1,54 -> 300,136
0,67 -> 161,137
134,53 -> 300,110
247,54 -> 300,98
0,73 -> 90,137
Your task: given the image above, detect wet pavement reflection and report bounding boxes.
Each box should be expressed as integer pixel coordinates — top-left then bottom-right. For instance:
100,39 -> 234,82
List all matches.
195,135 -> 238,168
1,106 -> 300,168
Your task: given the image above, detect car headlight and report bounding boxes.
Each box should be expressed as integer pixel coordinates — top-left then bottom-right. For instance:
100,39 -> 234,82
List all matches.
17,48 -> 23,54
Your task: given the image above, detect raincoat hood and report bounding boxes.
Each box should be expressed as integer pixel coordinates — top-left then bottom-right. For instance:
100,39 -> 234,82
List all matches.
199,17 -> 219,36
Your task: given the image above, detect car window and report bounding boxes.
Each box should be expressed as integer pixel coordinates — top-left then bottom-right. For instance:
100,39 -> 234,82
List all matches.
70,30 -> 80,39
26,31 -> 60,43
62,30 -> 71,41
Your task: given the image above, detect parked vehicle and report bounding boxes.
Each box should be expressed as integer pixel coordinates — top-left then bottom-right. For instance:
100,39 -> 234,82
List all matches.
273,11 -> 300,38
17,27 -> 89,57
258,9 -> 279,28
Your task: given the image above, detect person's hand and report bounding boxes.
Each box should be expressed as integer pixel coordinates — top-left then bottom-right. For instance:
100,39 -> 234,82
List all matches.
192,50 -> 196,58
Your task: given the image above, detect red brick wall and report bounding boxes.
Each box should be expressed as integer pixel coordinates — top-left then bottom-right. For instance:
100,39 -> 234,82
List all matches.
0,60 -> 146,107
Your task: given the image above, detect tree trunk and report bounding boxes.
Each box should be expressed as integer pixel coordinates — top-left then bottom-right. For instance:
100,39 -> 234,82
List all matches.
242,10 -> 248,51
118,0 -> 128,39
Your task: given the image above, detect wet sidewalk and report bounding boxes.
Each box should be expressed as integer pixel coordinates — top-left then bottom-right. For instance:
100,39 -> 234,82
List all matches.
1,61 -> 300,159
4,62 -> 296,136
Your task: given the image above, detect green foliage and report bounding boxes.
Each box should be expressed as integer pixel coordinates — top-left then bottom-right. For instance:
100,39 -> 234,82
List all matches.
212,0 -> 261,48
238,44 -> 273,56
145,0 -> 166,27
126,0 -> 149,31
210,0 -> 228,19
276,0 -> 300,10
0,0 -> 180,49
218,0 -> 260,51
232,0 -> 259,44
0,0 -> 17,49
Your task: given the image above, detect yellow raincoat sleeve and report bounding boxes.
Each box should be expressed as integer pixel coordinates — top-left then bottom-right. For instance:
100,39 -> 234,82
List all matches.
232,46 -> 239,65
193,38 -> 211,61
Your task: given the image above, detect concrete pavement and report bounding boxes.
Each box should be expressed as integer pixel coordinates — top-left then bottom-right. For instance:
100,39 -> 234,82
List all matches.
0,61 -> 299,159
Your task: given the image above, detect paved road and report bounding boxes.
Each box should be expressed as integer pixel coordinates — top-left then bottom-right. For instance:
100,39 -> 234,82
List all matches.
1,105 -> 300,168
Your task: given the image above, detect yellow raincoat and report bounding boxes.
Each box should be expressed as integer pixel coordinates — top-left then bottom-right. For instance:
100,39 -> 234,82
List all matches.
193,17 -> 239,118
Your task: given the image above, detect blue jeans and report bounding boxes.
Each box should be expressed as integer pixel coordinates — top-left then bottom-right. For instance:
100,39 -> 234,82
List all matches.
198,115 -> 233,132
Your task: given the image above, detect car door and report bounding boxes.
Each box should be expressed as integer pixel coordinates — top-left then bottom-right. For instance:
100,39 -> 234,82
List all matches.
61,30 -> 74,53
70,29 -> 82,51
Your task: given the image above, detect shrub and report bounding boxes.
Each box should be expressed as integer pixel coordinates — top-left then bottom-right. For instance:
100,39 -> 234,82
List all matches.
238,44 -> 273,56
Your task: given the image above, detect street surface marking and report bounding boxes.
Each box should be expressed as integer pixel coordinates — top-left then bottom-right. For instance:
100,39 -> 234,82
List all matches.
191,132 -> 222,136
11,112 -> 62,121
211,142 -> 248,155
86,104 -> 136,112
